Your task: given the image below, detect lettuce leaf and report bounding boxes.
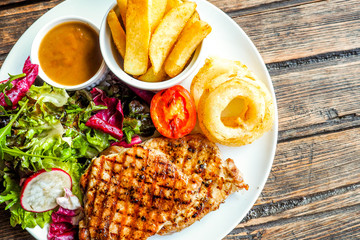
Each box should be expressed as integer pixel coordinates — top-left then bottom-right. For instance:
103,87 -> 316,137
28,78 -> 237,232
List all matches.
12,84 -> 110,162
0,156 -> 84,229
1,76 -> 155,230
0,100 -> 28,158
0,160 -> 83,230
0,170 -> 52,229
1,83 -> 109,229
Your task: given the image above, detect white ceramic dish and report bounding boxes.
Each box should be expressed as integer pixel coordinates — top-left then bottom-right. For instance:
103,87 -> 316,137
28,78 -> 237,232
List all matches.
30,16 -> 108,91
0,0 -> 278,239
100,2 -> 205,91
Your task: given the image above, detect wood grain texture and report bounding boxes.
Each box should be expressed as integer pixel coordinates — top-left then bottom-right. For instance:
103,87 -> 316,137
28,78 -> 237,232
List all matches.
0,206 -> 33,239
228,204 -> 360,239
272,52 -> 360,141
209,0 -> 322,14
243,184 -> 360,226
209,0 -> 281,13
0,0 -> 63,56
0,54 -> 5,69
232,0 -> 360,63
0,0 -> 27,7
259,128 -> 360,205
0,0 -> 359,64
224,128 -> 360,239
225,184 -> 360,239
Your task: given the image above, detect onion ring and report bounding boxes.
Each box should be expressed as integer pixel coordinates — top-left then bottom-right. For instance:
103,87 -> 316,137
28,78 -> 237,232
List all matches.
190,57 -> 255,109
198,76 -> 274,146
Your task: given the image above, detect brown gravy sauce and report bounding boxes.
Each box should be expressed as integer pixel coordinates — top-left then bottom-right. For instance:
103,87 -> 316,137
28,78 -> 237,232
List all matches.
38,21 -> 102,86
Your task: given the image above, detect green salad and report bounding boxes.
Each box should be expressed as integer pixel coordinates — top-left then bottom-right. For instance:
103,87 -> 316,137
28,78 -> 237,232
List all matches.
0,60 -> 155,229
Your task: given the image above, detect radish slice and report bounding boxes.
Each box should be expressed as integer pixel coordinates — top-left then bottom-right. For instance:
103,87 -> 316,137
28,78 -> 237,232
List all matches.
56,188 -> 81,210
20,168 -> 72,213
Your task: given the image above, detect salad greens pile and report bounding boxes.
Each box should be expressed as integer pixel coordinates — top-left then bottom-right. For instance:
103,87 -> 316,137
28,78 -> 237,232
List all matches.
0,67 -> 155,229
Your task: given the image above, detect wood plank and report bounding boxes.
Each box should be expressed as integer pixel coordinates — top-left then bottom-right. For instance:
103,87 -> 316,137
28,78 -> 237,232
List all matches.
225,185 -> 360,239
209,0 -> 320,14
0,0 -> 320,16
272,53 -> 360,140
257,128 -> 360,205
0,0 -> 27,7
209,0 -> 280,13
0,54 -> 5,69
223,127 -> 360,239
0,0 -> 63,56
227,204 -> 360,239
243,184 -> 359,227
0,0 -> 359,65
0,206 -> 34,239
232,0 -> 360,63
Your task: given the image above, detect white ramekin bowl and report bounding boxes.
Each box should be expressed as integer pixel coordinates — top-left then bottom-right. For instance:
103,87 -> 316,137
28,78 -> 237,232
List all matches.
31,16 -> 108,91
99,3 -> 205,91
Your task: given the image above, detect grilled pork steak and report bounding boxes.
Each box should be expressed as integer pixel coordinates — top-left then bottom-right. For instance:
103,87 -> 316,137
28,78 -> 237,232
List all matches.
143,134 -> 248,234
79,145 -> 202,240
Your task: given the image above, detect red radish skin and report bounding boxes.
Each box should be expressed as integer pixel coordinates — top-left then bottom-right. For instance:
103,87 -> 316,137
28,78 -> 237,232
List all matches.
20,168 -> 72,213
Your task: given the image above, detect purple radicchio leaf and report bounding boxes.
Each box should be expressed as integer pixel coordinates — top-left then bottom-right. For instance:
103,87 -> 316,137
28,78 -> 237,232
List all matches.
85,88 -> 124,140
50,229 -> 77,240
111,135 -> 142,148
47,222 -> 73,240
0,57 -> 38,109
48,188 -> 83,240
51,211 -> 83,226
55,207 -> 80,217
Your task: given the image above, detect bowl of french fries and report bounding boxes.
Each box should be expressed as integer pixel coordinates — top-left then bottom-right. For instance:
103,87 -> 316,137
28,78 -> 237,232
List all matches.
99,0 -> 212,91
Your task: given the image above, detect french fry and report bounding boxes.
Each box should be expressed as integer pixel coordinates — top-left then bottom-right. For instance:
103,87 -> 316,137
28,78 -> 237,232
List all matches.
124,0 -> 151,75
138,66 -> 167,82
116,0 -> 127,27
149,2 -> 196,74
150,0 -> 167,33
107,10 -> 126,58
165,20 -> 211,78
165,0 -> 183,13
178,11 -> 200,39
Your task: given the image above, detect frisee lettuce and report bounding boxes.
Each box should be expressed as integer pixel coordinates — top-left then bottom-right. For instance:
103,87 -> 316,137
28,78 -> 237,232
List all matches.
1,169 -> 53,229
0,83 -> 110,229
0,160 -> 81,229
0,99 -> 29,159
1,79 -> 155,230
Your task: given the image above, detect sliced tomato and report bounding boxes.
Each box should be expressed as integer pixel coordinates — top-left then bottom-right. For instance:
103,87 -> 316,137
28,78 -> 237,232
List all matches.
150,85 -> 196,139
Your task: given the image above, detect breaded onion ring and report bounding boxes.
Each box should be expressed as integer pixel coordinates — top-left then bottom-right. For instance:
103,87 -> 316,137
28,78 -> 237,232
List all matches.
198,76 -> 274,146
191,57 -> 255,109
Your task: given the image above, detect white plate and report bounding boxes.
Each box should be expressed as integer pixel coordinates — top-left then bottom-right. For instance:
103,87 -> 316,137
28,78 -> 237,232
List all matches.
0,0 -> 278,239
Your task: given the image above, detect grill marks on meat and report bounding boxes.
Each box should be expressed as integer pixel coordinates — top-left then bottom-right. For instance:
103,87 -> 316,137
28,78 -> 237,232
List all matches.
80,134 -> 248,239
79,145 -> 202,240
143,134 -> 249,234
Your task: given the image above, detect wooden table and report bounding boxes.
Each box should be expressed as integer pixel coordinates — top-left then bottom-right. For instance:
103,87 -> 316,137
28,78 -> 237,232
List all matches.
0,0 -> 359,239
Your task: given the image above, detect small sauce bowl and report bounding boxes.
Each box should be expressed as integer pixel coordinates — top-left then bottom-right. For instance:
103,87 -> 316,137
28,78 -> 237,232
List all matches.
99,3 -> 206,91
31,16 -> 108,90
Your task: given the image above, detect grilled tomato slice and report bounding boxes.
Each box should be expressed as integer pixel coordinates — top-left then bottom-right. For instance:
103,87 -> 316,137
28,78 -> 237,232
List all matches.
150,85 -> 196,138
